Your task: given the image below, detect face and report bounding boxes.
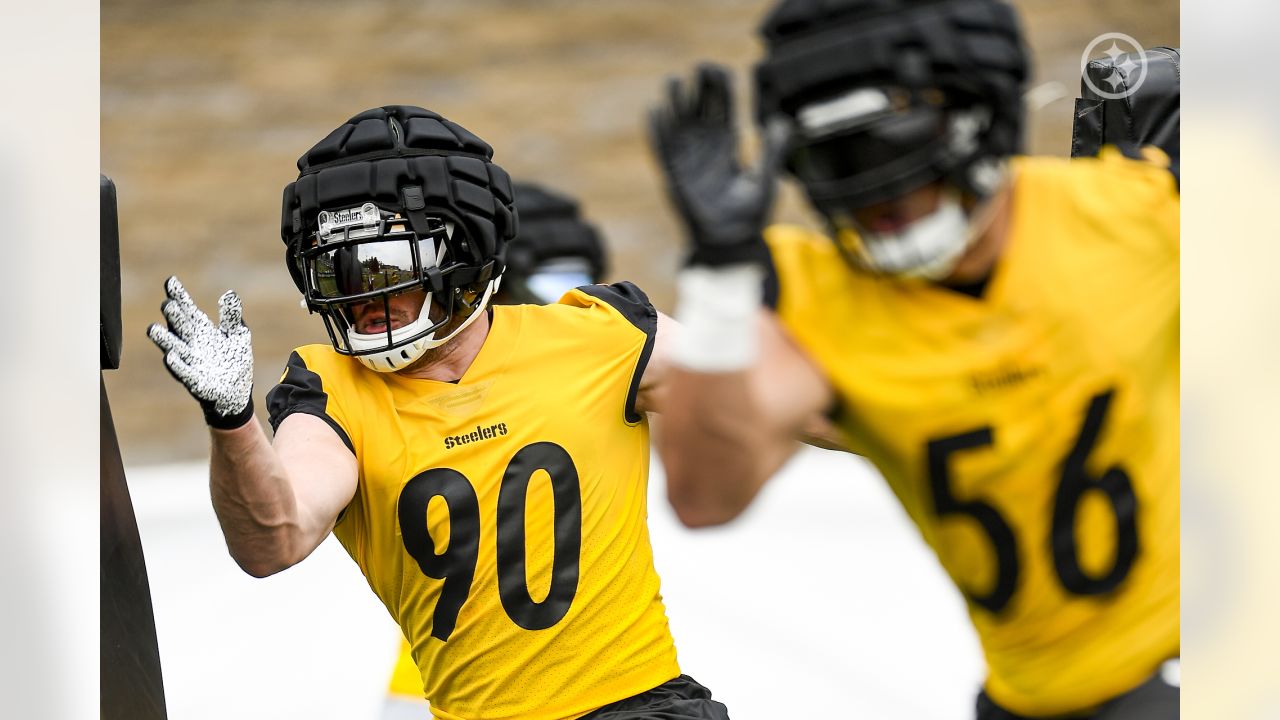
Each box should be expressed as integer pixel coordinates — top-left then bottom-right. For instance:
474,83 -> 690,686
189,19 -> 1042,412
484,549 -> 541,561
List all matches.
848,181 -> 944,234
349,289 -> 429,335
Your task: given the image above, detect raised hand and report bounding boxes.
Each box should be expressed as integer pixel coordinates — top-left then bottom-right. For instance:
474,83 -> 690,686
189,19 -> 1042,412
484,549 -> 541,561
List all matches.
649,62 -> 791,267
147,276 -> 255,430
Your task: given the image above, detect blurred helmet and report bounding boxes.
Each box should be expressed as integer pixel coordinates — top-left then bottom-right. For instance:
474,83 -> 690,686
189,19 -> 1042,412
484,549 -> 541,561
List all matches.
498,182 -> 607,305
755,0 -> 1030,217
281,105 -> 517,372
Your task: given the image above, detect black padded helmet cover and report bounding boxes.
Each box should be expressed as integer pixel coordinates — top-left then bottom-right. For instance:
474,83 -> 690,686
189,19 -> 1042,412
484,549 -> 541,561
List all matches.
755,0 -> 1030,161
505,182 -> 606,282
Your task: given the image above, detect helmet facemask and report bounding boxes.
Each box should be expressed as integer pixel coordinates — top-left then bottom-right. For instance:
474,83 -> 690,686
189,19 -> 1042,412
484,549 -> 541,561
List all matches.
754,0 -> 1029,280
295,202 -> 499,372
786,86 -> 1009,280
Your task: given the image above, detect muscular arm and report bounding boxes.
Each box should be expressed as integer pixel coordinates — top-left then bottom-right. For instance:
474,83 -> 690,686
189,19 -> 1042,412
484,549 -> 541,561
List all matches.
209,413 -> 357,577
656,310 -> 834,527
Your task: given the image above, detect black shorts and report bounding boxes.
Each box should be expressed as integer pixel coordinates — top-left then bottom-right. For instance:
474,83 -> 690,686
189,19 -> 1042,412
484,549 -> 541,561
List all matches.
581,675 -> 730,720
976,664 -> 1179,720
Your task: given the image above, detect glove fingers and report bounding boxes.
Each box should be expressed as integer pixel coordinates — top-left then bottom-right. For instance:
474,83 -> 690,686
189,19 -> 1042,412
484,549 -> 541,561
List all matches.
164,275 -> 195,307
147,323 -> 190,358
758,116 -> 794,181
648,104 -> 675,159
218,290 -> 245,335
162,299 -> 199,340
162,276 -> 193,334
163,276 -> 214,337
694,63 -> 732,126
666,74 -> 693,121
162,350 -> 199,390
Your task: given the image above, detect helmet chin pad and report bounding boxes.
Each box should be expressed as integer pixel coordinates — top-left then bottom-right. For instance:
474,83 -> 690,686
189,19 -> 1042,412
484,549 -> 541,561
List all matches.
833,192 -> 975,280
352,278 -> 497,373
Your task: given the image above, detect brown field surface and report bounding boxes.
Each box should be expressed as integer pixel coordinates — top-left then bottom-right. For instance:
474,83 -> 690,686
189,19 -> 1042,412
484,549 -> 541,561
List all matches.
103,0 -> 1178,463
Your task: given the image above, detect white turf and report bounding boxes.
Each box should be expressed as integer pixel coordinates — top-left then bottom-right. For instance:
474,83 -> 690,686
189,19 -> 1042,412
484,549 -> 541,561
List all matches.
126,446 -> 983,720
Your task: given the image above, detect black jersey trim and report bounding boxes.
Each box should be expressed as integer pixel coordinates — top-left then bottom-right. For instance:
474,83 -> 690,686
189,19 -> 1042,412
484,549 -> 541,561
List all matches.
762,250 -> 781,310
577,282 -> 658,424
266,351 -> 356,455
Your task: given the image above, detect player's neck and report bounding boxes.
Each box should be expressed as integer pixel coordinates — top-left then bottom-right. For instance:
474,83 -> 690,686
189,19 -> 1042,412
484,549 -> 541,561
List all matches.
943,175 -> 1015,285
396,309 -> 492,382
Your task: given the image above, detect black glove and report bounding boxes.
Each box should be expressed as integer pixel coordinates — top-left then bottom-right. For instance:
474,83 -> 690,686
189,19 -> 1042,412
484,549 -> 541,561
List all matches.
649,62 -> 791,267
146,276 -> 256,430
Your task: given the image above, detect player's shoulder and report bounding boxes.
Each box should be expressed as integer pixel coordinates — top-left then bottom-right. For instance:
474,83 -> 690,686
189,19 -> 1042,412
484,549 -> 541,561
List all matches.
763,223 -> 858,306
278,343 -> 369,396
288,343 -> 356,376
267,343 -> 361,447
765,223 -> 836,257
1017,149 -> 1178,216
548,281 -> 657,336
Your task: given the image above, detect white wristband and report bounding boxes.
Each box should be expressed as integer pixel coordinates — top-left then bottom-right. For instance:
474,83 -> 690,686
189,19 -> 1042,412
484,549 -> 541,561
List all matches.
673,264 -> 764,372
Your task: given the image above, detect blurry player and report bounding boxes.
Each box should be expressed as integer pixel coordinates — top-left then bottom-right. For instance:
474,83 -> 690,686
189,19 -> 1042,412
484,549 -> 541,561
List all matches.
493,182 -> 608,305
650,1 -> 1178,718
381,179 -> 612,720
148,105 -> 728,720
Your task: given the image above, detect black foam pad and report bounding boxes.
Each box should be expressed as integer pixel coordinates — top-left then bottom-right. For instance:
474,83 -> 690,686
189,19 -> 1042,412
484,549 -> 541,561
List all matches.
101,175 -> 122,370
1071,47 -> 1180,160
101,379 -> 168,719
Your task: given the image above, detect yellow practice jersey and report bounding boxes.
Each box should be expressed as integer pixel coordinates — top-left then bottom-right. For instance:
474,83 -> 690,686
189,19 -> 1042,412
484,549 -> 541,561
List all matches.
766,150 -> 1179,716
266,284 -> 680,720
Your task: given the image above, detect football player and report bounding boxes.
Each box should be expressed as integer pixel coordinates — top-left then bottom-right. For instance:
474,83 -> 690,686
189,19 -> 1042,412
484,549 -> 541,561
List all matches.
492,182 -> 609,305
381,179 -> 612,720
148,105 -> 729,720
649,1 -> 1178,718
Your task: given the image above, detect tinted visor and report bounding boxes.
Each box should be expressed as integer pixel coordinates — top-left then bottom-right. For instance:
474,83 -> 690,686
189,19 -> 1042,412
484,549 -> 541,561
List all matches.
303,222 -> 448,302
789,108 -> 944,182
311,236 -> 438,299
787,102 -> 954,211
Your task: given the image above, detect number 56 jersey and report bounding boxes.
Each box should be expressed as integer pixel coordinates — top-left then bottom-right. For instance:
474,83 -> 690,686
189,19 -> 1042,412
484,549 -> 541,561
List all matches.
266,283 -> 680,720
767,151 -> 1179,717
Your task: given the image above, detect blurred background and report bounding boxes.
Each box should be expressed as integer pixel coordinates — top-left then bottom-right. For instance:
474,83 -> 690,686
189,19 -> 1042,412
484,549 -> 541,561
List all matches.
102,0 -> 1179,463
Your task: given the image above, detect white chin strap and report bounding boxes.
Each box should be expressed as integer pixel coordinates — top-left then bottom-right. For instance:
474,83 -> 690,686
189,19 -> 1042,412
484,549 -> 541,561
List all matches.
349,279 -> 497,373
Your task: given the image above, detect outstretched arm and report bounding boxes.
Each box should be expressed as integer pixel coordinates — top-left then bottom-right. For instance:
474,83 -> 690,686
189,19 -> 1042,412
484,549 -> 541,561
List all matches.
658,309 -> 832,527
647,63 -> 835,526
207,413 -> 356,577
148,276 -> 356,576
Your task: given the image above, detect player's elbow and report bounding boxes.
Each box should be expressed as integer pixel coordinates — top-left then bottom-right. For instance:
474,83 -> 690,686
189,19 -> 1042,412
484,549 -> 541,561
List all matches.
670,499 -> 743,528
661,442 -> 766,528
665,467 -> 754,528
227,538 -> 307,578
233,554 -> 290,579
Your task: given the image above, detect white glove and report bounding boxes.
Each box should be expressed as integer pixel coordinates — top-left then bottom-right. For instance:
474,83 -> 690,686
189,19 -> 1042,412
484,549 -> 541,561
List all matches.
146,276 -> 255,429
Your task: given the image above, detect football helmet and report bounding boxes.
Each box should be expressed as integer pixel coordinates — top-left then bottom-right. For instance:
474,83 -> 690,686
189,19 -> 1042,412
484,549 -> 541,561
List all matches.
498,182 -> 606,304
280,105 -> 517,372
754,0 -> 1029,276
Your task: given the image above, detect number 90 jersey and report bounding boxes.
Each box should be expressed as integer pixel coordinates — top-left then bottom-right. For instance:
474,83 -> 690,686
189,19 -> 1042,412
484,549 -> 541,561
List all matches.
266,284 -> 680,720
766,151 -> 1179,717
